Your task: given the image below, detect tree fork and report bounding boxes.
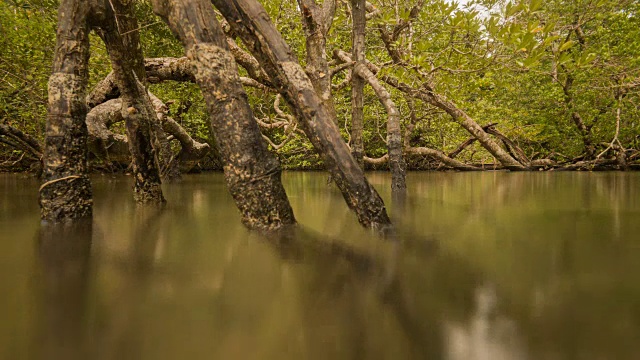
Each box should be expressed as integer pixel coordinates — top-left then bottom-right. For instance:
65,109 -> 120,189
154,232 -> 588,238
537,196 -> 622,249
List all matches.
211,0 -> 392,231
39,0 -> 93,221
151,0 -> 296,231
335,50 -> 407,191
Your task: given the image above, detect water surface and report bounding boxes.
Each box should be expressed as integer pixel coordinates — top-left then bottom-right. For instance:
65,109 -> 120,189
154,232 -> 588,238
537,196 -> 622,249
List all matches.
1,172 -> 639,359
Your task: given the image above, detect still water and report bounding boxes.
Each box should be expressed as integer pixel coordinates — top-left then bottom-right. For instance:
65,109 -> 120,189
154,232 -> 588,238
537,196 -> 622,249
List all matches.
1,172 -> 639,359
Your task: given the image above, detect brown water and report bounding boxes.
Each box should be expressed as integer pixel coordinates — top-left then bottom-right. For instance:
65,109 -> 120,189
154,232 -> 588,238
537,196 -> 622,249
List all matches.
1,172 -> 639,360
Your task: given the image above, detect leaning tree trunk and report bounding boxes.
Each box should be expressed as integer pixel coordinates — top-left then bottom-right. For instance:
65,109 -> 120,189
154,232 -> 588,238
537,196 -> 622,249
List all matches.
94,0 -> 165,203
150,0 -> 296,231
211,0 -> 392,231
350,0 -> 366,169
39,0 -> 93,221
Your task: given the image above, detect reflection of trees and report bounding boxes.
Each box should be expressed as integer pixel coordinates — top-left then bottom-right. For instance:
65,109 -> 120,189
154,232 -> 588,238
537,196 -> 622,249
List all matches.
94,205 -> 167,360
0,174 -> 40,219
260,225 -> 527,359
401,172 -> 640,360
21,172 -> 640,359
36,220 -> 93,360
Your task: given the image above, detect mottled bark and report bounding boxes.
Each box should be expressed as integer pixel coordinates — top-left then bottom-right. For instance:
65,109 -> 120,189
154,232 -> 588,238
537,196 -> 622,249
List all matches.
39,0 -> 93,221
90,57 -> 271,97
151,0 -> 295,230
144,57 -> 194,83
86,71 -> 118,109
225,38 -> 273,87
119,0 -> 180,182
95,0 -> 165,202
211,0 -> 392,231
88,0 -> 178,181
350,0 -> 366,169
335,50 -> 406,191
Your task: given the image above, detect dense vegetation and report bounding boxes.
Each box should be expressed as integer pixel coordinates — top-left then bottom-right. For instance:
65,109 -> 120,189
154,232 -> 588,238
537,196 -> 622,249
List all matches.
1,0 -> 639,172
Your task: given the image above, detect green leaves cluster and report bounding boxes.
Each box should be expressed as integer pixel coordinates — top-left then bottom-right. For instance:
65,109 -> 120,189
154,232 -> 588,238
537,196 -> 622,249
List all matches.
1,0 -> 639,167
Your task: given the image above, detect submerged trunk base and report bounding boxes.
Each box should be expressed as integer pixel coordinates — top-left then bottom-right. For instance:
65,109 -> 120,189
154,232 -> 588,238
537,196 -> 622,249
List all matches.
227,161 -> 295,231
40,175 -> 93,221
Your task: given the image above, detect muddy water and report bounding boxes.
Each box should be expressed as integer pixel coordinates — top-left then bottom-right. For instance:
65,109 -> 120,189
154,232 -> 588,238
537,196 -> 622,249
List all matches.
1,172 -> 639,359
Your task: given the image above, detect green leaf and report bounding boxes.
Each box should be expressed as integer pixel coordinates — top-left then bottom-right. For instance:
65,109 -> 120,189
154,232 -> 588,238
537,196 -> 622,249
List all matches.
530,0 -> 543,12
558,40 -> 575,53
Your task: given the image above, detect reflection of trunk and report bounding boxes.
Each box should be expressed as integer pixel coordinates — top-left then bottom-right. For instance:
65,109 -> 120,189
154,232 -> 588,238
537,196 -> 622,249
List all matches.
350,0 -> 366,169
39,0 -> 93,221
335,50 -> 407,191
37,220 -> 92,359
211,0 -> 391,230
151,0 -> 296,230
263,227 -> 439,358
94,0 -> 165,203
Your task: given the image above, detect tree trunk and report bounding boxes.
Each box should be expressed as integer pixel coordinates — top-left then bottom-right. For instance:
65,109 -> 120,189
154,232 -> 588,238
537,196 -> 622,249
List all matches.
335,50 -> 407,191
211,0 -> 392,231
90,0 -> 179,182
297,0 -> 337,122
39,0 -> 93,221
350,0 -> 366,169
151,0 -> 296,231
94,0 -> 165,202
92,0 -> 178,180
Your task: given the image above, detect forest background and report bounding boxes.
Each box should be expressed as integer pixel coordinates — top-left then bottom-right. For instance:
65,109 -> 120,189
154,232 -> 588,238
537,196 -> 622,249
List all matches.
1,0 -> 639,173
